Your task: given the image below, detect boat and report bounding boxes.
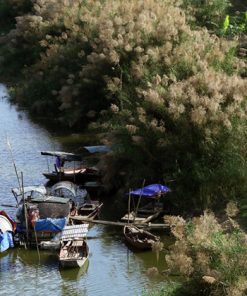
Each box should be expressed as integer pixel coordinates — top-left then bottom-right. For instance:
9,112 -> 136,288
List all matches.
59,239 -> 89,268
12,185 -> 70,245
123,225 -> 160,250
121,184 -> 171,224
0,211 -> 16,252
50,180 -> 88,208
41,146 -> 110,184
59,224 -> 89,268
76,200 -> 103,220
50,181 -> 103,221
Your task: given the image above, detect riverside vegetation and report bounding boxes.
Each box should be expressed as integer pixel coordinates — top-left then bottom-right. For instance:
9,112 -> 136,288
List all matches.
0,1 -> 247,295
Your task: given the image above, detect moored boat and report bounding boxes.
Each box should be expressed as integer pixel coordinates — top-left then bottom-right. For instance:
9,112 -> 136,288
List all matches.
76,201 -> 103,220
41,150 -> 99,183
59,224 -> 89,268
121,184 -> 171,224
123,225 -> 160,250
59,239 -> 89,268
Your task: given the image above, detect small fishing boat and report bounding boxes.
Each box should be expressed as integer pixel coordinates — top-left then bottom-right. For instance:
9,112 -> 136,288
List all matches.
121,184 -> 171,224
41,146 -> 110,184
123,225 -> 160,250
59,224 -> 89,268
59,239 -> 89,268
76,201 -> 103,220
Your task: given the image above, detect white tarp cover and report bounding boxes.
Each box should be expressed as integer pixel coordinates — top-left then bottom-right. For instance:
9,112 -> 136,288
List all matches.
12,185 -> 47,197
61,224 -> 89,240
0,215 -> 13,233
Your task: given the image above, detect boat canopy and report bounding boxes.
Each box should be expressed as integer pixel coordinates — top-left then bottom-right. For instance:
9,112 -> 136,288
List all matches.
29,196 -> 70,204
61,224 -> 89,240
129,184 -> 171,198
81,145 -> 111,154
41,151 -> 83,161
0,215 -> 13,233
50,181 -> 88,202
12,185 -> 47,198
51,181 -> 77,197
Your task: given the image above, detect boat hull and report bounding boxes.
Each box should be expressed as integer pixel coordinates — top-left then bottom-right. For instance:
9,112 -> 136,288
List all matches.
43,171 -> 100,184
60,257 -> 88,268
123,225 -> 160,250
59,239 -> 89,268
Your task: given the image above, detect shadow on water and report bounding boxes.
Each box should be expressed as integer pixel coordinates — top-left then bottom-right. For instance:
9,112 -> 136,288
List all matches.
16,248 -> 58,268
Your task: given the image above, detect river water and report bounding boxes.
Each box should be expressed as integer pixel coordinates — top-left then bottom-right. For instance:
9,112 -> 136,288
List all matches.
0,84 -> 171,296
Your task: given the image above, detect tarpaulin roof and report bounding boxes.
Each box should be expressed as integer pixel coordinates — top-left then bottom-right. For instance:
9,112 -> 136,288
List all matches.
34,218 -> 66,232
129,184 -> 171,198
81,145 -> 111,154
0,215 -> 13,233
0,211 -> 16,232
12,185 -> 47,197
41,151 -> 83,161
51,181 -> 77,197
30,196 -> 70,204
61,224 -> 89,240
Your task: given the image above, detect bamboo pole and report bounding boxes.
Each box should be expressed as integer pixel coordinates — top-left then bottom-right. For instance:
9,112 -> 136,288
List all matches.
34,229 -> 40,263
127,190 -> 131,224
21,172 -> 29,245
6,136 -> 21,205
69,217 -> 169,229
133,179 -> 145,223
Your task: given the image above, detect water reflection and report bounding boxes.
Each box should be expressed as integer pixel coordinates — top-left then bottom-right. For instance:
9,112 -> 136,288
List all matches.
59,260 -> 89,282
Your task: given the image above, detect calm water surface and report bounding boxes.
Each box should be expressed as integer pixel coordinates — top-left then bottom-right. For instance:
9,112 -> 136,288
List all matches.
0,84 -> 171,296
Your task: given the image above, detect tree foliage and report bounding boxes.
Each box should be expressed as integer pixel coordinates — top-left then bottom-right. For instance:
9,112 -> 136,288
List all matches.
0,0 -> 246,211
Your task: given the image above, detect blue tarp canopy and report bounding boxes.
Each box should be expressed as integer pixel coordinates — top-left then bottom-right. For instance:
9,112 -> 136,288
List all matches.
129,184 -> 171,198
0,231 -> 14,252
81,145 -> 111,154
34,218 -> 66,232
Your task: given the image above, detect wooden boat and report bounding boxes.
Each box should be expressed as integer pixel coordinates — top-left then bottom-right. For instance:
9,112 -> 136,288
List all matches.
59,239 -> 89,268
121,184 -> 171,224
12,186 -> 70,245
59,224 -> 89,268
123,225 -> 160,250
41,146 -> 110,184
121,210 -> 161,224
77,201 -> 103,220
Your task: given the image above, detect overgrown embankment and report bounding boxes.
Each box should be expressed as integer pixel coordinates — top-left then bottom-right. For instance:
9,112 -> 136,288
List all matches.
0,0 -> 246,214
0,1 -> 247,295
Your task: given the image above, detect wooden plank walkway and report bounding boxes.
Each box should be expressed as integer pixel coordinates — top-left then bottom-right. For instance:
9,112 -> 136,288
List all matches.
69,216 -> 170,230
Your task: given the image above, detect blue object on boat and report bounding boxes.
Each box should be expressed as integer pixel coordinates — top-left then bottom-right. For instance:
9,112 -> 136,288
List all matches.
0,231 -> 14,252
34,218 -> 66,232
129,184 -> 171,197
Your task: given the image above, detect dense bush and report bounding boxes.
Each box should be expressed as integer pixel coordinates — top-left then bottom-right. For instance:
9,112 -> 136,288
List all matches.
0,0 -> 246,211
164,205 -> 247,296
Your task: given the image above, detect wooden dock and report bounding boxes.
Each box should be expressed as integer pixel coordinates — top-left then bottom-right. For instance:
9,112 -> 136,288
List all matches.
69,216 -> 170,230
